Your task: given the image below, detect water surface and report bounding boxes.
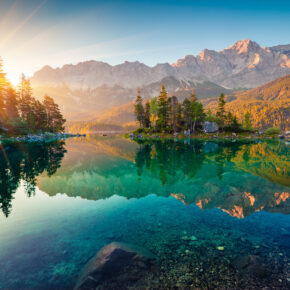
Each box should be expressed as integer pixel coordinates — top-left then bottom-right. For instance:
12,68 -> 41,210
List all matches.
0,136 -> 289,289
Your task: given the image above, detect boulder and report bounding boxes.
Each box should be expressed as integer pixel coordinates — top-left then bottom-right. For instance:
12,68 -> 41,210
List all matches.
75,242 -> 157,289
203,121 -> 219,133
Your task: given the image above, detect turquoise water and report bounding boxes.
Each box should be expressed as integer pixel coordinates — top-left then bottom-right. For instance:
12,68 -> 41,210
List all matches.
0,136 -> 289,289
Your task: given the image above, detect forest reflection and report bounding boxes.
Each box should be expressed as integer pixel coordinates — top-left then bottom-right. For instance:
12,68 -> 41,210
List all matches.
0,140 -> 66,217
0,137 -> 289,219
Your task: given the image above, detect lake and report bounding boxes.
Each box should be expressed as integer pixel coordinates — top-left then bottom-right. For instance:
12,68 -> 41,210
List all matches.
0,135 -> 289,289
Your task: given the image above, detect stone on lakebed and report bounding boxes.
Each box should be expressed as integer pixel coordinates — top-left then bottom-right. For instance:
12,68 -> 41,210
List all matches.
74,242 -> 157,289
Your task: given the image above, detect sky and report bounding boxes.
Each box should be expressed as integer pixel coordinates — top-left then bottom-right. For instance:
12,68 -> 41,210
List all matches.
0,0 -> 289,85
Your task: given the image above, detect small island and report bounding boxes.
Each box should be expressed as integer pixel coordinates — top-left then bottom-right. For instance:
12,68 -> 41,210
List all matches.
130,84 -> 286,140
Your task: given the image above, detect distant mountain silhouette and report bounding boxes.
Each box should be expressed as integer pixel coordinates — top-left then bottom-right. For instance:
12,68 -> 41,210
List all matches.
31,39 -> 290,122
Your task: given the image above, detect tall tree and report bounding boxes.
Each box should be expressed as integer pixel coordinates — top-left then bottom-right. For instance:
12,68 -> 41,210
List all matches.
191,102 -> 205,132
18,74 -> 33,122
0,58 -> 8,124
43,95 -> 65,132
5,86 -> 19,121
157,84 -> 169,131
134,88 -> 145,128
216,93 -> 226,125
244,111 -> 252,129
144,100 -> 151,128
182,98 -> 192,131
32,99 -> 48,132
168,96 -> 179,132
149,97 -> 158,130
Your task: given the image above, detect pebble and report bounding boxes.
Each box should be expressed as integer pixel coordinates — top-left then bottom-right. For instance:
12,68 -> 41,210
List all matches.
190,236 -> 197,241
217,246 -> 224,251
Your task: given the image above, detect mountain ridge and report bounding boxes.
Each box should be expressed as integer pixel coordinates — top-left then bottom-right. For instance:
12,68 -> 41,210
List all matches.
32,39 -> 290,91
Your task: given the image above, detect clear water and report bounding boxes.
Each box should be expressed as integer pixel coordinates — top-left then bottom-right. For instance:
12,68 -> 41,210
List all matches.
0,136 -> 289,289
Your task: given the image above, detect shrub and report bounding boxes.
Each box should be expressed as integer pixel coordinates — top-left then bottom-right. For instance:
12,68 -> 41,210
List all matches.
132,128 -> 145,134
264,127 -> 281,136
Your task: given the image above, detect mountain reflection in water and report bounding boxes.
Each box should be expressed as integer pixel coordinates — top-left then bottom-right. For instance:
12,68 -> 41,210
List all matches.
1,135 -> 288,219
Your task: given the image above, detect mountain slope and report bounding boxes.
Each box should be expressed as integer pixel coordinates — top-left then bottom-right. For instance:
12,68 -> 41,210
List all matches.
67,75 -> 290,132
205,74 -> 290,130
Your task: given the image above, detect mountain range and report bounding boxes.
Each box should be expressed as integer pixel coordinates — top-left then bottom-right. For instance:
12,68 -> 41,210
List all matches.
30,39 -> 290,127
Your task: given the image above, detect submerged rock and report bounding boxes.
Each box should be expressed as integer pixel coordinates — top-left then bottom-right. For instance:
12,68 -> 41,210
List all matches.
75,242 -> 157,289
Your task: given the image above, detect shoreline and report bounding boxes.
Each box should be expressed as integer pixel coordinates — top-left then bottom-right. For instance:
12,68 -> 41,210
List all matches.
125,132 -> 289,141
0,132 -> 86,144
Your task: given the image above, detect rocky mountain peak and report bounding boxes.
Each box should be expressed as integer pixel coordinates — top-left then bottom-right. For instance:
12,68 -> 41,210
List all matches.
224,39 -> 261,54
31,39 -> 290,91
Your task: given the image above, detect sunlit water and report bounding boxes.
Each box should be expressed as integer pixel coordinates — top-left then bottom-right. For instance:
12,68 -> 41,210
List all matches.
0,136 -> 289,289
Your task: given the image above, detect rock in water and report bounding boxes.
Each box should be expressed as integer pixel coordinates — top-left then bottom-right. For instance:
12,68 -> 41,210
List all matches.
75,242 -> 157,289
203,121 -> 219,133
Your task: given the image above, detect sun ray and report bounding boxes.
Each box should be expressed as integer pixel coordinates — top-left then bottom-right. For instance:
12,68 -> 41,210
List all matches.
0,0 -> 47,49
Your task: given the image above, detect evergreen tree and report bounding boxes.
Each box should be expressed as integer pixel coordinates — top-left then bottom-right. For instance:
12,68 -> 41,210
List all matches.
176,103 -> 184,131
157,84 -> 169,131
244,111 -> 252,129
182,98 -> 192,131
232,116 -> 241,130
191,102 -> 205,132
0,58 -> 8,125
216,93 -> 226,125
32,99 -> 48,132
18,74 -> 33,122
226,112 -> 234,125
43,95 -> 65,132
149,97 -> 158,130
168,96 -> 178,132
5,86 -> 19,120
189,90 -> 204,132
144,100 -> 151,128
134,88 -> 145,128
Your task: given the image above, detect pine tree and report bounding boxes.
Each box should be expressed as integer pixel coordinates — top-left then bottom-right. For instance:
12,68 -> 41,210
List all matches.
226,112 -> 234,126
43,95 -> 65,132
190,91 -> 204,132
18,74 -> 33,122
134,88 -> 145,128
5,86 -> 19,121
182,98 -> 192,131
191,102 -> 205,132
144,100 -> 151,128
244,111 -> 252,129
216,93 -> 226,125
32,99 -> 48,132
0,58 -> 8,125
149,97 -> 159,130
157,84 -> 169,131
168,96 -> 178,132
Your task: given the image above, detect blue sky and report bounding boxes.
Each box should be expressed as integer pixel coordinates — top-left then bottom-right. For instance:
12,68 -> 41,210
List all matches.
0,0 -> 289,84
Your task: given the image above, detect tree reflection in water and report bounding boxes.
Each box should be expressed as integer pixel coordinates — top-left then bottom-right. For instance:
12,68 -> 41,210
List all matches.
0,140 -> 66,217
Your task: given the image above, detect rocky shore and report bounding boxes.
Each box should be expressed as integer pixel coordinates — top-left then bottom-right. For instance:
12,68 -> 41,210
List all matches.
0,132 -> 86,144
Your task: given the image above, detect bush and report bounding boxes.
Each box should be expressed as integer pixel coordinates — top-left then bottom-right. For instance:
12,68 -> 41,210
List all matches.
264,127 -> 281,136
132,128 -> 145,134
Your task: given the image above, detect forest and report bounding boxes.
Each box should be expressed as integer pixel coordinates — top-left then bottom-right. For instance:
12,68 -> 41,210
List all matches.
0,58 -> 65,136
134,84 -> 252,134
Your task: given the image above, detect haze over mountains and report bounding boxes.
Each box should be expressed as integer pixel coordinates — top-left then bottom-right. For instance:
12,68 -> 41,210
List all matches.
31,39 -> 290,124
